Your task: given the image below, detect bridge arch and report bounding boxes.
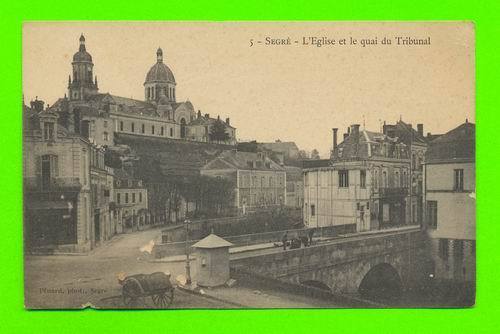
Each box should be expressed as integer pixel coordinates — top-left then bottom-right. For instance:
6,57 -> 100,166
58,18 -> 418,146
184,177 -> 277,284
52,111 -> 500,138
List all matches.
358,263 -> 403,301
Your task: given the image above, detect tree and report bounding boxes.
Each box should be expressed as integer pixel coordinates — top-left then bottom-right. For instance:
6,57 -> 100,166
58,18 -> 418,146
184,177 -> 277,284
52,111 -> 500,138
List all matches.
298,150 -> 309,160
310,149 -> 321,160
209,119 -> 230,143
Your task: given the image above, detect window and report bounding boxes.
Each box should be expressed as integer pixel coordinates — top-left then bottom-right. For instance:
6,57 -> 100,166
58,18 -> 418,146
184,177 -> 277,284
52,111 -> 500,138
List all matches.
310,204 -> 316,217
139,192 -> 142,202
395,170 -> 400,187
131,122 -> 135,133
373,169 -> 378,189
439,239 -> 449,260
454,169 -> 464,191
339,170 -> 349,188
360,170 -> 366,188
120,121 -> 124,131
41,154 -> 58,189
382,170 -> 388,188
117,193 -> 121,204
427,201 -> 437,229
125,193 -> 129,204
103,132 -> 109,141
141,124 -> 145,134
43,122 -> 55,141
161,127 -> 164,136
132,193 -> 136,203
103,120 -> 108,128
170,128 -> 173,137
151,125 -> 155,135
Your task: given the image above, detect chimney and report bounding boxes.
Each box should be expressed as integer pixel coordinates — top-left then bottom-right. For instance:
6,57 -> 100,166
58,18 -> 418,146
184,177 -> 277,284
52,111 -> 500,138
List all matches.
417,124 -> 423,137
382,121 -> 387,135
347,127 -> 351,135
332,128 -> 338,150
350,124 -> 360,136
197,110 -> 201,118
343,133 -> 349,140
226,117 -> 230,125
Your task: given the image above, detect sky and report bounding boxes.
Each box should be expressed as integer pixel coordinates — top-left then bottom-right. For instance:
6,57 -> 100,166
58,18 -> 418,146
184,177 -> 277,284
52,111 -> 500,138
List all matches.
23,22 -> 475,157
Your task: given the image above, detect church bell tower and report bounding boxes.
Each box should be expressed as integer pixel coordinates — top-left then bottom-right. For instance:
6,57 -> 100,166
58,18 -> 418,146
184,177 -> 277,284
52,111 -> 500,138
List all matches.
68,34 -> 98,100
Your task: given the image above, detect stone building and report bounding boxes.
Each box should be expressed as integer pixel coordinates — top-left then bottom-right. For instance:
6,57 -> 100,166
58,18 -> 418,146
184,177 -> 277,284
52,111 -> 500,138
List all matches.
424,121 -> 475,286
303,124 -> 412,232
188,111 -> 236,145
113,168 -> 149,231
201,151 -> 286,213
23,100 -> 108,253
383,120 -> 428,225
48,35 -> 236,147
284,166 -> 303,209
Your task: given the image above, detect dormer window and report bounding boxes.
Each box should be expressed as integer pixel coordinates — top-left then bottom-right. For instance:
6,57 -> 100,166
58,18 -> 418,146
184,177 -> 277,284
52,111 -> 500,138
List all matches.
43,122 -> 55,141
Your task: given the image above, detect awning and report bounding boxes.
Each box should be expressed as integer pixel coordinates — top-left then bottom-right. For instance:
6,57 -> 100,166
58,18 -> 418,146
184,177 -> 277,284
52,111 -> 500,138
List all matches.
27,201 -> 73,211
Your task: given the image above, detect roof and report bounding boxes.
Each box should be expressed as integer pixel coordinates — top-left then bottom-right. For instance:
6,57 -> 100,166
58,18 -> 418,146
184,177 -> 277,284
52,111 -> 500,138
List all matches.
331,125 -> 411,162
145,59 -> 176,84
73,35 -> 92,62
260,141 -> 299,154
189,115 -> 235,129
202,151 -> 285,171
425,122 -> 475,163
302,159 -> 331,169
389,121 -> 427,145
192,234 -> 233,249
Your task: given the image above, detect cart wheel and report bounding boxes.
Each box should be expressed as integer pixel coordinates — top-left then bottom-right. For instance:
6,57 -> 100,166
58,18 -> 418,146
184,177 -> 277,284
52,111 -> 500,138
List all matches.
123,291 -> 138,307
152,289 -> 174,308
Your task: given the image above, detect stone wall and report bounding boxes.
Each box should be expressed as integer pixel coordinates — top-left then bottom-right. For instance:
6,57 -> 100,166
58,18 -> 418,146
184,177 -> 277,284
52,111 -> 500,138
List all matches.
230,228 -> 426,294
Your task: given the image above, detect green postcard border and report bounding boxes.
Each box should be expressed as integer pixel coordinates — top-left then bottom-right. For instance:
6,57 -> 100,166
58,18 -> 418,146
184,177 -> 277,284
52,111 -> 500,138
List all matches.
1,0 -> 499,333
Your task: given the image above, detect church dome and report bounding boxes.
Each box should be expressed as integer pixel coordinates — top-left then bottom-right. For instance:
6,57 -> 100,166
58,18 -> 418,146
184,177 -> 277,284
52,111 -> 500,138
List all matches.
145,48 -> 176,84
73,34 -> 93,62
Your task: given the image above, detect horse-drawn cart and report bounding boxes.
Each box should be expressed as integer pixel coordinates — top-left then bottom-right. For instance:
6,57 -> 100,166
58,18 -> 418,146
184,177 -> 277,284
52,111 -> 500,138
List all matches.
118,272 -> 174,308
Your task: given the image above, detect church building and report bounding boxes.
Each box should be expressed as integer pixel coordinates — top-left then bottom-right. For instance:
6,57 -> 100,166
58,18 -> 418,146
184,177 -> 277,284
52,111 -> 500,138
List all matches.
48,35 -> 236,146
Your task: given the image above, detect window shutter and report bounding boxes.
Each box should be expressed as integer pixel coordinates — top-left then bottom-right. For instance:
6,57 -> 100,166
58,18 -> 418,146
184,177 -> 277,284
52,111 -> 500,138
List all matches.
52,155 -> 59,177
35,155 -> 42,177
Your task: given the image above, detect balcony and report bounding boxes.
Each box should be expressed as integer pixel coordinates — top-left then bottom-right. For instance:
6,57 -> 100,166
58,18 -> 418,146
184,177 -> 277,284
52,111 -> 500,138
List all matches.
378,187 -> 408,198
24,177 -> 82,192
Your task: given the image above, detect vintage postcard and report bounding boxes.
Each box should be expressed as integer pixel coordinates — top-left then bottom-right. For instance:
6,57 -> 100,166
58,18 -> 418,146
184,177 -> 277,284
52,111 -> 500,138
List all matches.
22,21 -> 475,309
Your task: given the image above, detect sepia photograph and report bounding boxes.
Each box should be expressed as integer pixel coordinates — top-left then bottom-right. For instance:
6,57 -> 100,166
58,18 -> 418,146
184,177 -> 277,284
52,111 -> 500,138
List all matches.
22,21 -> 475,309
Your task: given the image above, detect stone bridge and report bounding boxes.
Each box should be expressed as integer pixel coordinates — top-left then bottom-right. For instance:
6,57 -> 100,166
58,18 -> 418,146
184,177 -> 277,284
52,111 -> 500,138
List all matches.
230,227 -> 428,298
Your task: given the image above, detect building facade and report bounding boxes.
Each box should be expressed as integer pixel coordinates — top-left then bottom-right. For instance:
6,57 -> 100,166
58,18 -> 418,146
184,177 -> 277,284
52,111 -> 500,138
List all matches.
113,169 -> 149,231
303,124 -> 412,232
201,151 -> 286,213
23,103 -> 95,253
383,120 -> 428,225
424,121 -> 475,286
284,166 -> 303,208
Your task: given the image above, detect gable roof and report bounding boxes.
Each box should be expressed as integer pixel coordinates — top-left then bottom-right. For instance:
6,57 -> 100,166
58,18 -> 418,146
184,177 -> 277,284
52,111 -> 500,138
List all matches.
192,234 -> 233,249
425,122 -> 475,163
203,151 -> 285,171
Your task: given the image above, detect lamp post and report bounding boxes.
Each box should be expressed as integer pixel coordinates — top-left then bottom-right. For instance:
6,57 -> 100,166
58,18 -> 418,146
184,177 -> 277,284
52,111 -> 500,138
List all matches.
184,219 -> 192,285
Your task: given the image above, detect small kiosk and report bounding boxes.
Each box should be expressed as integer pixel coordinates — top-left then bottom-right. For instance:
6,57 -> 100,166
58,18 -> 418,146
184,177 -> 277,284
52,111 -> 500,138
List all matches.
192,234 -> 233,287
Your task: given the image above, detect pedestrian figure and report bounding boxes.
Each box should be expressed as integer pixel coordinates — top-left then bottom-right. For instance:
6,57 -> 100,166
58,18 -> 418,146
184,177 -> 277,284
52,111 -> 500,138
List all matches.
300,235 -> 309,247
308,228 -> 315,245
282,231 -> 288,250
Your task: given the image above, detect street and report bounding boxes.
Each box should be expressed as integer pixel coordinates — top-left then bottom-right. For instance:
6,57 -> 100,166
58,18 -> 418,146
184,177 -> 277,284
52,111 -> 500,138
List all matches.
24,227 -> 232,309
